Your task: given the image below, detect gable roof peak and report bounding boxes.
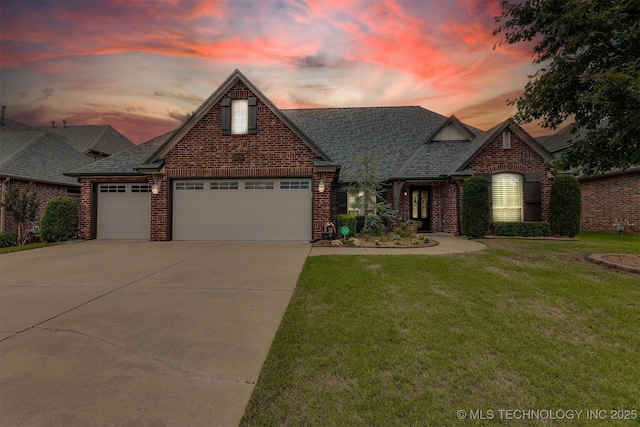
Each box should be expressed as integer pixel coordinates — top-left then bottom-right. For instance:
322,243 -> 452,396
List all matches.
145,69 -> 331,165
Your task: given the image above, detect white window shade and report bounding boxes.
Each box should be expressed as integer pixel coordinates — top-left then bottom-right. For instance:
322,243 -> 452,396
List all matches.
347,189 -> 376,215
231,99 -> 248,134
492,173 -> 522,221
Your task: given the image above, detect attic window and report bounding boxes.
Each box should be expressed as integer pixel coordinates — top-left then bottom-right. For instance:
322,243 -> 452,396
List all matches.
502,131 -> 511,149
222,96 -> 257,135
231,100 -> 248,134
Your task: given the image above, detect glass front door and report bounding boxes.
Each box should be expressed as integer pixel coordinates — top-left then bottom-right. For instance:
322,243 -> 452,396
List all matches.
410,187 -> 431,231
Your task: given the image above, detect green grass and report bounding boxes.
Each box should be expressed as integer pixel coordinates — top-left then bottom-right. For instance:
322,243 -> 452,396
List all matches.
0,241 -> 59,254
242,232 -> 640,426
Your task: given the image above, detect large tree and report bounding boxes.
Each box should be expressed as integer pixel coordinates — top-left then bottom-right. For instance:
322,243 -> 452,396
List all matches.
494,0 -> 640,174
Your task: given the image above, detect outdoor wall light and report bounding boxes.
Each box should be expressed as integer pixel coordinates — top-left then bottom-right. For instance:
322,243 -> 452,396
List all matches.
151,180 -> 161,195
318,179 -> 326,193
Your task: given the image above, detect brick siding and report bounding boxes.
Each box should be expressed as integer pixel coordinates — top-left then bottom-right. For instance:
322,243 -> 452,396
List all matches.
467,130 -> 551,222
78,176 -> 150,240
579,171 -> 639,233
144,81 -> 328,241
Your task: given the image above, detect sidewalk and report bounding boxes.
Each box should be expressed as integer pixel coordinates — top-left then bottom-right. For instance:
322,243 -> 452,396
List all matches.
309,233 -> 486,256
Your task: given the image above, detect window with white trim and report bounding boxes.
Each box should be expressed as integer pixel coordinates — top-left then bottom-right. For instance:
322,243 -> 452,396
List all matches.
231,99 -> 248,134
347,189 -> 376,215
492,173 -> 522,221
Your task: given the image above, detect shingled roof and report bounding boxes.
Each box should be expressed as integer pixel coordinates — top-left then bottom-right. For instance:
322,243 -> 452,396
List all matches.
41,124 -> 134,156
538,123 -> 587,155
66,131 -> 174,177
0,130 -> 91,186
282,106 -> 476,182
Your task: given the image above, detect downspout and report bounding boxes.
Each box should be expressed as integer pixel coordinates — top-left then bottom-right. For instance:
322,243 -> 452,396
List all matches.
1,177 -> 10,233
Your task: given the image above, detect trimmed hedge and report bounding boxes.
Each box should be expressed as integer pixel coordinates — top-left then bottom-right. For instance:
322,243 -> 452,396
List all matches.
40,196 -> 79,242
549,175 -> 581,237
461,176 -> 491,238
492,221 -> 551,237
0,231 -> 18,248
337,214 -> 357,238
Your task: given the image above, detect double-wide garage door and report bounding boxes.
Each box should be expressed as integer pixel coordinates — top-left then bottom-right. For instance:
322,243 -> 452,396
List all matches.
97,183 -> 151,240
172,179 -> 312,241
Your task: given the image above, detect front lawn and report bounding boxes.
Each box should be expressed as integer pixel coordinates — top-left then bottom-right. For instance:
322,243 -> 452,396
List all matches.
242,232 -> 639,426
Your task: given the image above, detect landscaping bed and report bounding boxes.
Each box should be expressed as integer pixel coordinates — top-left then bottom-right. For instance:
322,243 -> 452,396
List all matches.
312,234 -> 438,248
587,253 -> 640,274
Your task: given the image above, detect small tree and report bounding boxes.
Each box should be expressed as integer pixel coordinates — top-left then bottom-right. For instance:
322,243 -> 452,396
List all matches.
1,184 -> 40,245
461,176 -> 491,238
349,146 -> 396,234
40,196 -> 79,242
549,175 -> 581,237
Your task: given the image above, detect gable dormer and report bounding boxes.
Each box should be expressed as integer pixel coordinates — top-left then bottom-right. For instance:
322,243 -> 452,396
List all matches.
430,115 -> 475,142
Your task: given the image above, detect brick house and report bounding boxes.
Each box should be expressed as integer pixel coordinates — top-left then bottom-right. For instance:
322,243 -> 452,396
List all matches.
541,125 -> 639,233
0,114 -> 134,237
68,70 -> 554,241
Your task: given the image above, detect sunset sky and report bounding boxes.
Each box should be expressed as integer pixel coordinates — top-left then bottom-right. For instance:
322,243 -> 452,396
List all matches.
0,0 -> 546,144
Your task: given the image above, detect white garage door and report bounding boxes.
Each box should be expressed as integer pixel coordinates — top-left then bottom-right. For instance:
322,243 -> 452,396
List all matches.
172,179 -> 312,241
97,183 -> 151,240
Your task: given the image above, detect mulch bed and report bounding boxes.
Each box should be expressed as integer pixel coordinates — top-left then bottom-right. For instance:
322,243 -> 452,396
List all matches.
312,237 -> 439,248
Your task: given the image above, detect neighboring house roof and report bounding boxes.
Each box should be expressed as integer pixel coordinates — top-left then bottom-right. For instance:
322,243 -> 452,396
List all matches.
66,131 -> 174,177
41,124 -> 134,156
145,69 -> 332,166
539,123 -> 586,155
0,130 -> 91,186
541,123 -> 640,179
0,118 -> 40,132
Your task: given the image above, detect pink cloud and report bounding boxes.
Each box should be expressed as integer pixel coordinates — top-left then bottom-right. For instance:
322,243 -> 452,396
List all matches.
0,0 -> 547,143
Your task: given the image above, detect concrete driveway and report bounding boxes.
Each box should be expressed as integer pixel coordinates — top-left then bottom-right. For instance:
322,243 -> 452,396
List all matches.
0,240 -> 310,427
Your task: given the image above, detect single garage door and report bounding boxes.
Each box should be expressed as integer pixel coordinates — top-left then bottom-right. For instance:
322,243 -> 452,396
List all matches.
97,183 -> 151,239
173,179 -> 312,241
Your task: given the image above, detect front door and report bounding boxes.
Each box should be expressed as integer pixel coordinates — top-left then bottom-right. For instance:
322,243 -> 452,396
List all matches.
410,187 -> 431,232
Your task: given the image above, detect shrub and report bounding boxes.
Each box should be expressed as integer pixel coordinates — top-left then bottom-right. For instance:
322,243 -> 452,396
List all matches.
337,214 -> 357,238
355,215 -> 366,233
40,196 -> 79,242
461,176 -> 491,238
492,222 -> 551,237
394,219 -> 422,238
0,231 -> 18,248
363,213 -> 386,235
549,175 -> 581,237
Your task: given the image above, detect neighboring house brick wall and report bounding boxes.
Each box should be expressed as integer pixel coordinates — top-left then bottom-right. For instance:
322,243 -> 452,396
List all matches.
2,179 -> 80,238
467,130 -> 551,222
580,171 -> 640,233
